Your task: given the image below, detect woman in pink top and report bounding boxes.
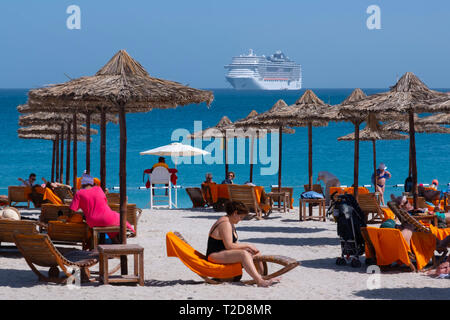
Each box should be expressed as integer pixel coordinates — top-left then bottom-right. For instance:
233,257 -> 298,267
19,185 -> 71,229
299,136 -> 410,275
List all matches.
70,174 -> 135,240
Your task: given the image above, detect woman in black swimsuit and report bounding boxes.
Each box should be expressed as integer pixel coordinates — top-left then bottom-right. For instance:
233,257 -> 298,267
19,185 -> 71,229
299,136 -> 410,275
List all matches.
206,201 -> 279,287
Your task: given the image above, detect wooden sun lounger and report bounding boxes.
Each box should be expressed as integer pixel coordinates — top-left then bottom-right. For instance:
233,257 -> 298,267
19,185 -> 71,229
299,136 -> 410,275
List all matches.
47,221 -> 92,250
227,185 -> 264,219
0,219 -> 40,248
358,193 -> 385,224
173,232 -> 299,285
185,187 -> 207,208
8,186 -> 30,208
108,203 -> 142,236
13,233 -> 98,284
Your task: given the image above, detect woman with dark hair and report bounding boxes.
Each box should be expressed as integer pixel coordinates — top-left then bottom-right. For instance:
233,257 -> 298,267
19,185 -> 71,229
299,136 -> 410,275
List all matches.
206,201 -> 280,287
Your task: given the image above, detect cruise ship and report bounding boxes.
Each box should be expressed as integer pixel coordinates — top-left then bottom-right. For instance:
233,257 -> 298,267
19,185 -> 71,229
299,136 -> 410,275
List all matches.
224,49 -> 302,90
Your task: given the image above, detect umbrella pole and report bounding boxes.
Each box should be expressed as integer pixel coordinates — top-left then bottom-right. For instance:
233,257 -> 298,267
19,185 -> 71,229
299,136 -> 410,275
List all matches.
408,135 -> 412,177
409,111 -> 418,209
73,113 -> 78,193
66,120 -> 71,185
51,139 -> 56,182
86,111 -> 91,175
224,137 -> 229,177
60,123 -> 64,183
119,105 -> 128,275
100,108 -> 107,191
354,122 -> 360,200
308,123 -> 313,216
278,126 -> 282,209
372,140 -> 377,194
55,134 -> 60,183
249,136 -> 254,183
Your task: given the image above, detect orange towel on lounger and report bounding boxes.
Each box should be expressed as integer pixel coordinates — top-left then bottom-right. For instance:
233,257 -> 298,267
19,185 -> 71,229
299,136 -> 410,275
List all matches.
365,227 -> 411,267
380,207 -> 396,221
43,188 -> 63,205
410,232 -> 436,271
422,223 -> 450,240
166,232 -> 242,279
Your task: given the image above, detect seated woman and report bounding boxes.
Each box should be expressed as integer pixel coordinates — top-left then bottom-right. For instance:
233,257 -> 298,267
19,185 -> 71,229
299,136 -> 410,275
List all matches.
69,174 -> 135,241
206,200 -> 279,287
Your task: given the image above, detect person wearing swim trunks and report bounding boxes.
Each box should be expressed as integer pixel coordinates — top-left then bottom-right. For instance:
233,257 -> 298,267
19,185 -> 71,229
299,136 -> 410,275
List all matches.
206,200 -> 280,287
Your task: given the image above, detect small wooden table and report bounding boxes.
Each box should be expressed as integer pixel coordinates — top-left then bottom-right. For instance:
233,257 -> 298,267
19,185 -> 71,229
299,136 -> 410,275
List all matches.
98,244 -> 144,286
299,198 -> 326,222
267,192 -> 289,213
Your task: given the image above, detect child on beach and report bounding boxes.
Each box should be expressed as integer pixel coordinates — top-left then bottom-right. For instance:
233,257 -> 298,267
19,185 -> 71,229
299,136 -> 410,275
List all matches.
206,201 -> 280,287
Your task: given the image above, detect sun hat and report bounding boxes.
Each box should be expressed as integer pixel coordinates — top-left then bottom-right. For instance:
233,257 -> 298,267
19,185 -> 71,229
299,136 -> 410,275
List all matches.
1,207 -> 20,221
380,219 -> 397,229
378,163 -> 387,170
80,173 -> 94,186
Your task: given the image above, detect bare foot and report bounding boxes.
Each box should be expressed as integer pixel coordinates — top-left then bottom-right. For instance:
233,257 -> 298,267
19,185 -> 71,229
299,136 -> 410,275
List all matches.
256,277 -> 281,287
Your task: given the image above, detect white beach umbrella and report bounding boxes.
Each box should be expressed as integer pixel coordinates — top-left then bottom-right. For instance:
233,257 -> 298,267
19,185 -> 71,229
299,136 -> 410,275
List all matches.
140,142 -> 210,167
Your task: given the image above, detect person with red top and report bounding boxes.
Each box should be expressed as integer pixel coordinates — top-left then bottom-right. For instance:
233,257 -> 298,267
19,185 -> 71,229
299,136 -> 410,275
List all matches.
69,173 -> 135,241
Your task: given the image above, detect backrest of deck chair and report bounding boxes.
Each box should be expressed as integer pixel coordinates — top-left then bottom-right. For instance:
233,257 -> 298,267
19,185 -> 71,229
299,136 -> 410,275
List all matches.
47,221 -> 90,245
358,193 -> 383,216
40,204 -> 71,223
53,186 -> 73,202
150,167 -> 171,184
387,201 -> 430,233
8,186 -> 29,206
106,192 -> 120,204
227,185 -> 258,212
272,187 -> 294,198
185,188 -> 206,208
0,219 -> 38,243
108,203 -> 140,233
13,233 -> 60,268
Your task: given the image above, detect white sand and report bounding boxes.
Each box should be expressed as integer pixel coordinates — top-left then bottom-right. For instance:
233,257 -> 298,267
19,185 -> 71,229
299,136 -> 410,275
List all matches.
0,206 -> 448,300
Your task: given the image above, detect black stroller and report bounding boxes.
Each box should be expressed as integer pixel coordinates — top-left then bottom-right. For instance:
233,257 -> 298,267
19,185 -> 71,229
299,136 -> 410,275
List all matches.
327,192 -> 366,268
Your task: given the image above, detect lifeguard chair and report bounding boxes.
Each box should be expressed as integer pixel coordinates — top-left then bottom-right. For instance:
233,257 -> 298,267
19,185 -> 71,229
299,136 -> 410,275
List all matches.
148,167 -> 176,209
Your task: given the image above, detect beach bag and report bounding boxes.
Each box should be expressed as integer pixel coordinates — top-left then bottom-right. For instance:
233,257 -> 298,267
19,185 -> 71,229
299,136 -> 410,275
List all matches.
300,191 -> 324,199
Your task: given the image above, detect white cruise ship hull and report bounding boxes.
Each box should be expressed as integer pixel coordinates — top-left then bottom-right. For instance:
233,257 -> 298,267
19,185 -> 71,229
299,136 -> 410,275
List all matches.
226,76 -> 302,90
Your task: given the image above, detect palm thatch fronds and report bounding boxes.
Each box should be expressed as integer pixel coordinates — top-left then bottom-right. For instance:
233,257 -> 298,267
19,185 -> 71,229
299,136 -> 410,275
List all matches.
18,110 -> 118,126
27,50 -> 214,113
18,132 -> 90,142
18,125 -> 98,136
417,113 -> 450,125
382,119 -> 450,134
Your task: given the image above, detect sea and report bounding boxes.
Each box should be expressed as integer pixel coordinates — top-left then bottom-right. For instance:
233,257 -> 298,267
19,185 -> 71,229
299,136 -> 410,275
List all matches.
1,88 -> 449,209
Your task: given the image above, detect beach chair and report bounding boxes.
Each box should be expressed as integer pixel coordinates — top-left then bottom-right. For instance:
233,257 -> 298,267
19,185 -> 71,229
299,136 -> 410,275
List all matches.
53,186 -> 73,204
166,231 -> 300,285
227,185 -> 264,219
270,187 -> 294,212
13,233 -> 98,284
47,221 -> 92,250
40,203 -> 71,224
106,192 -> 121,204
8,186 -> 30,208
0,219 -> 39,248
361,226 -> 417,272
185,187 -> 207,208
358,193 -> 395,224
388,201 -> 438,230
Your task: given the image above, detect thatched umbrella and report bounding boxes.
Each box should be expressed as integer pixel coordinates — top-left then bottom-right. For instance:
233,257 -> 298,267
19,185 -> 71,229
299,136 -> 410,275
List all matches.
417,113 -> 450,125
233,100 -> 296,198
26,49 -> 213,273
188,116 -> 234,177
338,114 -> 408,197
18,107 -> 118,183
339,72 -> 450,208
383,115 -> 450,177
18,131 -> 90,182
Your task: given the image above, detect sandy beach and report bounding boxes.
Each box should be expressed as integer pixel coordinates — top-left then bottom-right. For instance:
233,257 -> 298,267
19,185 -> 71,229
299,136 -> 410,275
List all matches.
0,206 -> 448,300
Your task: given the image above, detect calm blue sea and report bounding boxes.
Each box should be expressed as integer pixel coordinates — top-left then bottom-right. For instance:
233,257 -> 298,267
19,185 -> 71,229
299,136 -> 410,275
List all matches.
1,88 -> 449,209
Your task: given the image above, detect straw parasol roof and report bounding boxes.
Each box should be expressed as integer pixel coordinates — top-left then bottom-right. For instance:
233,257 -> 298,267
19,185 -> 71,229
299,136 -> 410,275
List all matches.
18,108 -> 119,126
382,119 -> 450,134
338,72 -> 450,208
338,115 -> 408,195
417,113 -> 450,125
18,132 -> 90,142
26,49 -> 214,258
27,50 -> 214,112
18,124 -> 97,136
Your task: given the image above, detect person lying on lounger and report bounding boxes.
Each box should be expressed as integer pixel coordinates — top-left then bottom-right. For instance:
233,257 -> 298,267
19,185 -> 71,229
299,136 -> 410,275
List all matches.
205,200 -> 280,287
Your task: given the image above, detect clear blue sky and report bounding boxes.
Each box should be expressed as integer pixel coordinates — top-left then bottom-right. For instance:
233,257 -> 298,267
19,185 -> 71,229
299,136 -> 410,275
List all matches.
1,0 -> 450,89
